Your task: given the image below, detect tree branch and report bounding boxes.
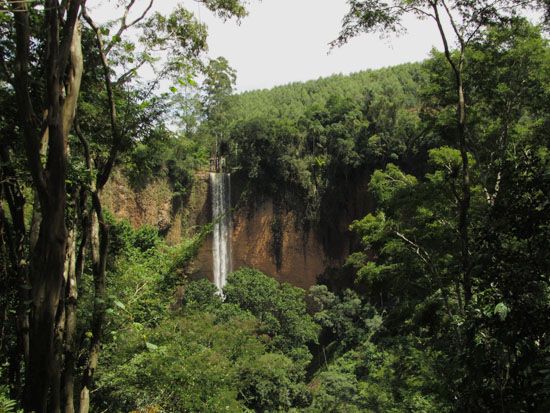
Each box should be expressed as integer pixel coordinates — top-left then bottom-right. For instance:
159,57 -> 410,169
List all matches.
8,0 -> 47,199
115,60 -> 146,86
74,117 -> 92,175
431,2 -> 460,78
82,7 -> 121,190
104,0 -> 154,56
58,0 -> 86,82
440,0 -> 464,48
395,230 -> 431,267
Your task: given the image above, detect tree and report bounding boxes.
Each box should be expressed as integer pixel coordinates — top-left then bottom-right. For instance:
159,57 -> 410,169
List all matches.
6,1 -> 84,410
334,3 -> 548,409
201,56 -> 237,121
224,268 -> 319,357
1,1 -> 250,411
337,0 -> 546,316
346,18 -> 549,410
200,56 -> 237,159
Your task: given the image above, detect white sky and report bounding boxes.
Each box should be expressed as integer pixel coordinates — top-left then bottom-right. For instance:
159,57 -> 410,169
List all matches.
89,1 -> 544,92
88,0 -> 453,92
196,0 -> 443,91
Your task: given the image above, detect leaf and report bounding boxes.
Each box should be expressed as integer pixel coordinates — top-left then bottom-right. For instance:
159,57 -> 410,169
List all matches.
114,300 -> 126,310
494,302 -> 510,321
169,86 -> 178,93
145,341 -> 158,351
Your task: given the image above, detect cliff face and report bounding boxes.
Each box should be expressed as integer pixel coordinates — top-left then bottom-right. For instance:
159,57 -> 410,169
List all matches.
194,199 -> 336,289
103,170 -> 210,244
102,170 -> 174,233
104,171 -> 369,289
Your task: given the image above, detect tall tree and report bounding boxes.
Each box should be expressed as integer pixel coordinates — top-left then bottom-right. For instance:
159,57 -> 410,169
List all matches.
335,3 -> 549,410
7,1 -> 85,410
75,2 -> 248,412
332,0 -> 548,411
2,0 -> 250,411
335,0 -> 547,322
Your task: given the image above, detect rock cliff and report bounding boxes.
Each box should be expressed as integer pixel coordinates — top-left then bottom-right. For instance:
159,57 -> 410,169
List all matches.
103,170 -> 370,288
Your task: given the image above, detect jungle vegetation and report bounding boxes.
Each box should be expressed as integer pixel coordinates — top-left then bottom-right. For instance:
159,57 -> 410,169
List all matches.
0,1 -> 549,412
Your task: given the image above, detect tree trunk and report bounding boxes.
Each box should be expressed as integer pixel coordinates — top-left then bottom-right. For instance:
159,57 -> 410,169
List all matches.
0,146 -> 30,389
8,1 -> 84,408
58,22 -> 84,413
27,205 -> 67,412
431,1 -> 471,308
63,189 -> 89,413
29,121 -> 49,252
456,77 -> 471,305
431,5 -> 474,409
79,191 -> 109,413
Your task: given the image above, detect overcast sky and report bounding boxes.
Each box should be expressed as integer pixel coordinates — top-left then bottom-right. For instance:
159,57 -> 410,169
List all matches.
196,0 -> 444,91
90,0 -> 451,92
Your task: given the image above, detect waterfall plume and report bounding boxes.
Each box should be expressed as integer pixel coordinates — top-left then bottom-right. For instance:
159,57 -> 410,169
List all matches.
210,172 -> 232,292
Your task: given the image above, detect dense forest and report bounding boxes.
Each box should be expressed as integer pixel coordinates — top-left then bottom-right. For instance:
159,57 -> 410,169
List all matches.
1,1 -> 549,412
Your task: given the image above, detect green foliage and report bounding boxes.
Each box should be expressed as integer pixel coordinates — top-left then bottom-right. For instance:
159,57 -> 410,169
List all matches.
141,6 -> 208,70
306,286 -> 450,412
464,148 -> 550,411
368,163 -> 417,205
344,19 -> 550,412
210,64 -> 427,227
224,268 -> 320,357
309,340 -> 450,413
96,314 -> 260,412
77,214 -> 209,361
86,222 -> 246,412
0,386 -> 20,413
308,285 -> 381,354
238,353 -> 312,411
181,278 -> 222,311
125,129 -> 208,196
132,225 -> 162,252
94,268 -> 320,412
201,57 -> 237,121
200,0 -> 248,20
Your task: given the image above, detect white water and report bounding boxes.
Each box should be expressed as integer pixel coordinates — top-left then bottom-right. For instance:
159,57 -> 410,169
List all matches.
210,172 -> 232,292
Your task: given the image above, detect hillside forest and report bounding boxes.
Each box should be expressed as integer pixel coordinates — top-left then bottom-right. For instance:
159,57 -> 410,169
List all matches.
0,1 -> 549,412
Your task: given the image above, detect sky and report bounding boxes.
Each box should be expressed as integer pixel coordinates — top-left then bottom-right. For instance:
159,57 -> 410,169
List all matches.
195,0 -> 444,91
89,0 -> 450,92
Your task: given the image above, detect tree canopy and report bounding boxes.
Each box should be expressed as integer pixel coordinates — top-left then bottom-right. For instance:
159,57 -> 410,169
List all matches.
0,1 -> 548,412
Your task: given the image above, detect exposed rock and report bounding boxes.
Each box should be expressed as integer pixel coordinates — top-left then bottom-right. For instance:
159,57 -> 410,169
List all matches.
194,199 -> 339,289
102,170 -> 210,244
102,170 -> 173,232
103,170 -> 370,289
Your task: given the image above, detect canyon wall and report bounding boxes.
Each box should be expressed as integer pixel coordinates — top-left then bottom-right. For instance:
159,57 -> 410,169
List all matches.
103,171 -> 370,289
103,170 -> 210,244
194,198 -> 339,289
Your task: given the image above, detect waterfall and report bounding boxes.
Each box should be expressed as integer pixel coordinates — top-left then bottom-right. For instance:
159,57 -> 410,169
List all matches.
210,172 -> 232,292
